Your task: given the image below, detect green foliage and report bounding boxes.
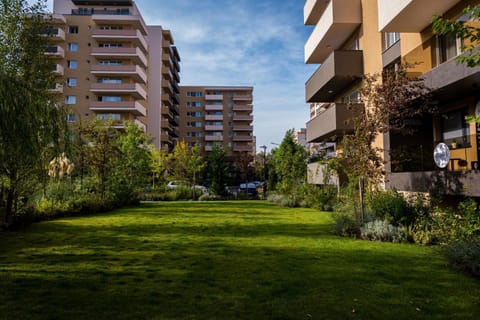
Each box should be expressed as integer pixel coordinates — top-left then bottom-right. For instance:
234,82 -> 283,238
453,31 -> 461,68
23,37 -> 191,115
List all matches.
368,189 -> 414,226
332,211 -> 361,237
198,194 -> 223,201
0,0 -> 67,225
444,240 -> 480,277
205,144 -> 230,196
412,198 -> 480,245
272,129 -> 308,196
360,220 -> 408,243
299,184 -> 337,211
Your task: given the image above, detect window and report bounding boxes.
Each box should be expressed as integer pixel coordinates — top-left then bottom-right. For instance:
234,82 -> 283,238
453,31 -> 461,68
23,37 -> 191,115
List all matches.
187,101 -> 202,107
187,91 -> 202,97
99,96 -> 122,102
99,60 -> 122,66
383,32 -> 400,50
66,78 -> 77,87
68,43 -> 78,51
65,96 -> 76,104
98,78 -> 122,84
99,43 -> 123,48
67,60 -> 78,69
187,111 -> 202,117
66,113 -> 76,122
97,114 -> 121,121
68,26 -> 79,34
437,33 -> 462,65
100,25 -> 123,30
442,108 -> 471,148
116,8 -> 130,15
187,121 -> 203,127
77,8 -> 92,15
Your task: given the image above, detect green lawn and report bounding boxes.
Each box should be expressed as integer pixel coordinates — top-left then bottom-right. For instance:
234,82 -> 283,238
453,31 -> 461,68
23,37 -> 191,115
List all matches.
0,201 -> 479,320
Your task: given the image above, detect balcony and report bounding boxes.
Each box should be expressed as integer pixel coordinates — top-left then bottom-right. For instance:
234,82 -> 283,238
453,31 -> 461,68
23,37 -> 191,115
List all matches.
233,104 -> 253,112
205,115 -> 224,121
306,103 -> 359,142
205,125 -> 224,131
232,94 -> 252,102
162,79 -> 172,93
91,47 -> 148,68
91,29 -> 148,52
44,28 -> 66,41
90,100 -> 147,117
90,65 -> 147,84
90,83 -> 147,100
51,14 -> 66,24
205,136 -> 224,142
92,13 -> 147,35
233,145 -> 253,152
304,0 -> 331,25
233,135 -> 253,142
233,115 -> 253,122
233,125 -> 253,132
305,0 -> 361,64
306,50 -> 363,102
52,64 -> 64,76
205,94 -> 224,101
422,55 -> 480,100
134,119 -> 146,132
378,0 -> 462,32
45,46 -> 64,58
205,146 -> 213,152
387,171 -> 480,197
49,84 -> 63,94
205,105 -> 223,111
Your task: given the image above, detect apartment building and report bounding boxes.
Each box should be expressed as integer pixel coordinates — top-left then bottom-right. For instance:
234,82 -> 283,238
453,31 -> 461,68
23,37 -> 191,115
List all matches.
178,86 -> 255,156
304,0 -> 480,196
50,0 -> 180,150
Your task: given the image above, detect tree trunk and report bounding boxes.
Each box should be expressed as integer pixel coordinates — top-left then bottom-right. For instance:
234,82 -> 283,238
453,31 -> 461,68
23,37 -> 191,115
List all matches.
359,177 -> 365,223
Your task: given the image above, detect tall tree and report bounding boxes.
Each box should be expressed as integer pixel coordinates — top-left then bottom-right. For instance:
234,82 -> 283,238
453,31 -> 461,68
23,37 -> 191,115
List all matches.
205,144 -> 229,196
272,129 -> 308,196
0,0 -> 66,225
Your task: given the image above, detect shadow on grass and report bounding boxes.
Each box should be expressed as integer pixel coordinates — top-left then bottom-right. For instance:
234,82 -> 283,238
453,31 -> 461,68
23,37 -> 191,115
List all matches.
1,202 -> 479,320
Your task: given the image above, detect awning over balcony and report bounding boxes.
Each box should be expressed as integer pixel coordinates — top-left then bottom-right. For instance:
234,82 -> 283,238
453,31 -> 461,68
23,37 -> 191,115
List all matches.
306,50 -> 363,103
378,0 -> 462,32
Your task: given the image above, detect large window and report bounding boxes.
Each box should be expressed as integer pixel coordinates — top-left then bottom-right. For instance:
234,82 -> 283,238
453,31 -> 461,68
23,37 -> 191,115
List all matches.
98,96 -> 122,102
66,78 -> 77,87
437,33 -> 462,65
442,108 -> 471,148
65,96 -> 76,104
68,43 -> 78,51
383,32 -> 400,50
97,114 -> 121,121
67,60 -> 78,69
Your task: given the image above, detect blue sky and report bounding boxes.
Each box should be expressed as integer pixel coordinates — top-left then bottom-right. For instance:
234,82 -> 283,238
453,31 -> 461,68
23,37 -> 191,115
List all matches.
41,0 -> 316,152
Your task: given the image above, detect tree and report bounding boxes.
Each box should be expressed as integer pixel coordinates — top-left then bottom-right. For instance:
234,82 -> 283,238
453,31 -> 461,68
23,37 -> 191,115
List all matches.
110,122 -> 152,204
272,129 -> 308,197
149,145 -> 169,190
433,5 -> 480,123
337,65 -> 432,221
205,144 -> 230,196
168,141 -> 206,199
0,0 -> 67,226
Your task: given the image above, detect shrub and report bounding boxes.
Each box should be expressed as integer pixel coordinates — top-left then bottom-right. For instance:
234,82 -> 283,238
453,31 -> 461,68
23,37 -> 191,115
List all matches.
198,194 -> 223,201
300,184 -> 337,211
360,219 -> 408,243
368,190 -> 414,226
332,212 -> 360,237
267,193 -> 297,207
444,240 -> 480,277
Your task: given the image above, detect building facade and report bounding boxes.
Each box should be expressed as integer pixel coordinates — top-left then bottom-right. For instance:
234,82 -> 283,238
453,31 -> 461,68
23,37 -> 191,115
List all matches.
178,86 -> 255,156
50,0 -> 180,150
304,0 -> 480,196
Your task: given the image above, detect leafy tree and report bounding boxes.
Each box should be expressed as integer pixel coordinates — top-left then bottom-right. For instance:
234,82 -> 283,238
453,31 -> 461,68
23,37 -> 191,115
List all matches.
205,144 -> 230,196
433,5 -> 480,123
337,65 -> 432,221
79,119 -> 118,199
168,141 -> 206,198
0,0 -> 67,225
110,122 -> 152,204
149,145 -> 169,190
272,129 -> 308,197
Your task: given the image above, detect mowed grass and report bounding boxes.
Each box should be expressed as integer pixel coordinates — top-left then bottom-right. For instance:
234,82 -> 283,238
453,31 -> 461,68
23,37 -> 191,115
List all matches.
0,201 -> 479,320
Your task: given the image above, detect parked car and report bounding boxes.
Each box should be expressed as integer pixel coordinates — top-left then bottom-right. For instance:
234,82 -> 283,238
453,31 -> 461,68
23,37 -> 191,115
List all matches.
167,181 -> 208,194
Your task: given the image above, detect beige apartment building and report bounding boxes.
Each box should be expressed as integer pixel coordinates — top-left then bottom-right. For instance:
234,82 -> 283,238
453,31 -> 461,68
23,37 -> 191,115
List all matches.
49,0 -> 180,151
178,86 -> 255,156
304,0 -> 480,196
